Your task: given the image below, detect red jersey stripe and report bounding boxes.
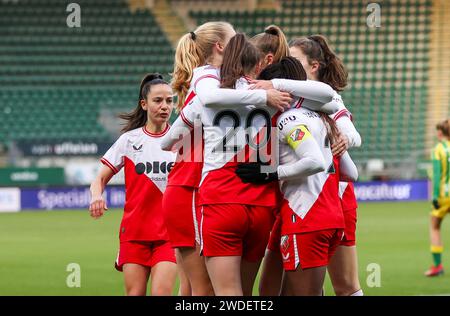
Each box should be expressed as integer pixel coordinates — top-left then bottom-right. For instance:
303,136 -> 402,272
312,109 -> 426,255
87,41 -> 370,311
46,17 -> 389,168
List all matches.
101,158 -> 119,174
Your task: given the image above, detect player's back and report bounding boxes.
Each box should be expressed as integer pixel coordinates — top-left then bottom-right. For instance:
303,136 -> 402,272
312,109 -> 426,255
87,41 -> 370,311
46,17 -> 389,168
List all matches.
198,77 -> 279,207
277,107 -> 344,233
167,65 -> 219,188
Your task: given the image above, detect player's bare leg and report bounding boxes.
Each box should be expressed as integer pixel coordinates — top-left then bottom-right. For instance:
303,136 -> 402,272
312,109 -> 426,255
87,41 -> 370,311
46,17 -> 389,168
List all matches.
176,250 -> 192,296
328,246 -> 362,295
205,256 -> 243,296
122,263 -> 150,296
430,215 -> 443,249
425,215 -> 445,276
258,249 -> 283,296
281,266 -> 327,296
178,246 -> 214,296
150,261 -> 178,296
241,259 -> 262,296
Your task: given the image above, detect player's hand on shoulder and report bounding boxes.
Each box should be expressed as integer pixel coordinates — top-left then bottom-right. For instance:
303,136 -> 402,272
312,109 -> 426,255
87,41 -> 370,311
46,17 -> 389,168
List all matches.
266,89 -> 292,112
249,79 -> 273,90
89,196 -> 108,219
332,134 -> 349,157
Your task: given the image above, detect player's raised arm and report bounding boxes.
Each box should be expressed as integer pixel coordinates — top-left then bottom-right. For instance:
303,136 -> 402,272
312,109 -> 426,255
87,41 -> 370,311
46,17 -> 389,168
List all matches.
339,152 -> 358,182
198,81 -> 291,113
195,34 -> 292,112
328,95 -> 361,148
250,79 -> 335,108
160,97 -> 202,151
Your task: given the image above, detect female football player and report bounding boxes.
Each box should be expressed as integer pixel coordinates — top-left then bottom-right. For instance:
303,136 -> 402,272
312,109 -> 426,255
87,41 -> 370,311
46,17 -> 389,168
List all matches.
89,74 -> 177,296
289,35 -> 362,296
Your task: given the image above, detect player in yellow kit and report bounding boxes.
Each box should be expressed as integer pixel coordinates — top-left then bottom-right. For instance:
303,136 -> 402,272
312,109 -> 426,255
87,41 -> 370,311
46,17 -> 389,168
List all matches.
425,119 -> 450,277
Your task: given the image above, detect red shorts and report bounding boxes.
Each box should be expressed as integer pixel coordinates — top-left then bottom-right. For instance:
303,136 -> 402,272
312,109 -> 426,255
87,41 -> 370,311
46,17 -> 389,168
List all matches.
163,186 -> 201,248
115,240 -> 176,272
200,204 -> 275,262
267,214 -> 281,252
341,208 -> 357,247
281,229 -> 344,271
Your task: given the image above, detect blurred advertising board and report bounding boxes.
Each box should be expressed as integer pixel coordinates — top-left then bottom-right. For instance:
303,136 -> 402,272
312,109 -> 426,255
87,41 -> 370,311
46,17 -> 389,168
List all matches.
0,188 -> 20,212
354,179 -> 429,202
0,168 -> 65,187
20,185 -> 125,210
16,141 -> 112,157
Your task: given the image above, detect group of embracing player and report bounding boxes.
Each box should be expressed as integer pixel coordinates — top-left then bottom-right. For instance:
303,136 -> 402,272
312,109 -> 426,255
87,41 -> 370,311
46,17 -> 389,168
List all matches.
89,21 -> 363,297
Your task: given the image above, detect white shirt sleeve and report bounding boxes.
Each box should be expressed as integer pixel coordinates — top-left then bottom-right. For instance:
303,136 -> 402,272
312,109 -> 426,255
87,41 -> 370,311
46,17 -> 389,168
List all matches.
339,152 -> 358,182
276,116 -> 326,181
101,134 -> 127,174
327,95 -> 361,148
271,79 -> 335,105
195,77 -> 268,107
335,116 -> 362,148
300,98 -> 340,115
160,98 -> 202,151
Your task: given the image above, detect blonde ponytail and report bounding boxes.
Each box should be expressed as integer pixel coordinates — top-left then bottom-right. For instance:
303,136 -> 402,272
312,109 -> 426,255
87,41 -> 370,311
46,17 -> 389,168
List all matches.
172,21 -> 235,111
172,32 -> 204,111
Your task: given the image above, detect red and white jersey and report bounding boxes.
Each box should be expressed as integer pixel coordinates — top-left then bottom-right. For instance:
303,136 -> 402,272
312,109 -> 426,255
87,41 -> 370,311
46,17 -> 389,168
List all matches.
167,65 -> 219,188
193,77 -> 280,206
339,181 -> 358,211
101,125 -> 175,242
277,107 -> 344,234
329,93 -> 359,211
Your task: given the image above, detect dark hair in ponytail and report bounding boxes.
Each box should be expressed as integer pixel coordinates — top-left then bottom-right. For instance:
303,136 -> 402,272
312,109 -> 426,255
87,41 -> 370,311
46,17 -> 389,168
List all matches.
119,73 -> 169,133
289,35 -> 348,92
220,33 -> 261,89
251,25 -> 290,63
258,56 -> 340,144
258,56 -> 306,81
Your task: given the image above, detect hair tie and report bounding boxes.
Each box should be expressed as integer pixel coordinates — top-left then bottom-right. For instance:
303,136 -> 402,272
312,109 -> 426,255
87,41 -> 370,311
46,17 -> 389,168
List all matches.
264,28 -> 278,36
190,31 -> 196,40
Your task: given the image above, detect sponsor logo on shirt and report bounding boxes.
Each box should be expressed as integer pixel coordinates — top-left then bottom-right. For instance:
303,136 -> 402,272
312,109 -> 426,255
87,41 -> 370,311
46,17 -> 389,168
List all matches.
278,115 -> 298,131
135,161 -> 174,175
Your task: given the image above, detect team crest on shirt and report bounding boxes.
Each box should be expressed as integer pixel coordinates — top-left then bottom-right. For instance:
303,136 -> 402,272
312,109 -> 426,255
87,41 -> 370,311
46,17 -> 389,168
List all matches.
289,128 -> 306,142
287,125 -> 311,150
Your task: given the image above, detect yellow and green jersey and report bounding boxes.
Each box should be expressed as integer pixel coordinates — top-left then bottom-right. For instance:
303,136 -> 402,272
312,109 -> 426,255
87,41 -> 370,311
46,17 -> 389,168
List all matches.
432,141 -> 450,199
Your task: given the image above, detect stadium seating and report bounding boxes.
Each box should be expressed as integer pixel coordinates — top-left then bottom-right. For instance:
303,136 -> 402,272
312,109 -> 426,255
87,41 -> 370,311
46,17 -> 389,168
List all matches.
190,0 -> 432,163
0,0 -> 174,144
0,0 -> 434,166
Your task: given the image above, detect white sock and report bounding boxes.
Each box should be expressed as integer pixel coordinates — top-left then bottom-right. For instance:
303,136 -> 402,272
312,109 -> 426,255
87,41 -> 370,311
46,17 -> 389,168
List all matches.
350,289 -> 364,296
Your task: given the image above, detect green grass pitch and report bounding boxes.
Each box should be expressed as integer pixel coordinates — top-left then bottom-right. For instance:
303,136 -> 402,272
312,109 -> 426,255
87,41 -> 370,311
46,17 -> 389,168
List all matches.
1,201 -> 450,296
